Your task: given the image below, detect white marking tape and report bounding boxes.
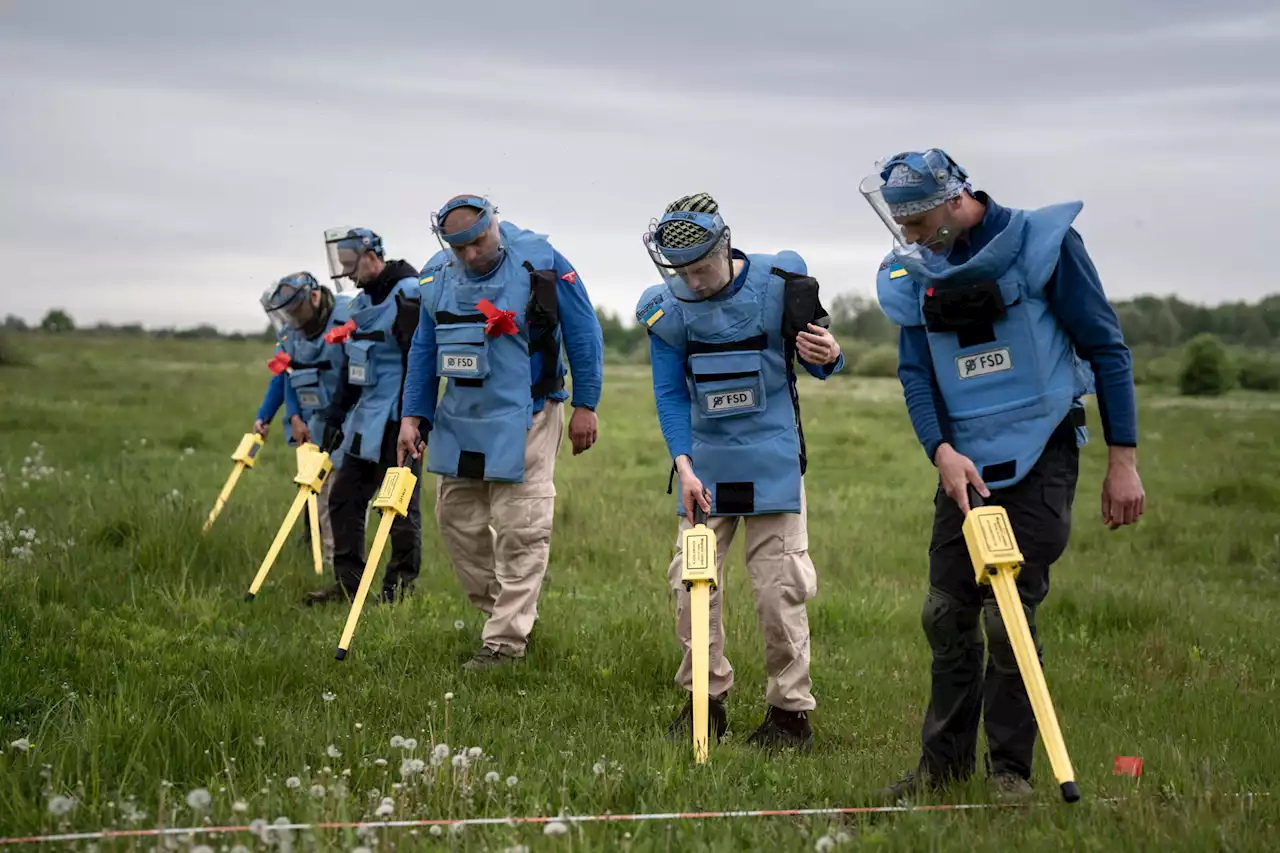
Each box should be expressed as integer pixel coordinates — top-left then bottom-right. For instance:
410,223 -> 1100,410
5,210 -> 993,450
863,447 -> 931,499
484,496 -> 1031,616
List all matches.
0,794 -> 1266,845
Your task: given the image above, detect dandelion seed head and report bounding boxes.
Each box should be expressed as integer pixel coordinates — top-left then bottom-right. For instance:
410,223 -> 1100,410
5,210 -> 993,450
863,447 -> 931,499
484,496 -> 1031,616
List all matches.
485,771 -> 500,784
402,737 -> 417,751
467,746 -> 482,759
543,820 -> 569,836
285,777 -> 301,789
48,795 -> 76,817
309,784 -> 326,799
453,620 -> 465,630
814,836 -> 836,852
506,775 -> 519,787
9,738 -> 30,752
326,744 -> 342,758
429,826 -> 443,837
232,801 -> 248,814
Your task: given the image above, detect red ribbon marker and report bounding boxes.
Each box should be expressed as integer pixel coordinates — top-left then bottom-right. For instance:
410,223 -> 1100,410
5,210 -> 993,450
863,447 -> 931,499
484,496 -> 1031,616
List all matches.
325,319 -> 357,344
266,351 -> 292,375
476,298 -> 518,338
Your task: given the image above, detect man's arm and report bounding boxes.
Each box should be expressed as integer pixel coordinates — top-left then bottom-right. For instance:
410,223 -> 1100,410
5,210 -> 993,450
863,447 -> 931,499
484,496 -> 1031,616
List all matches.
799,349 -> 846,379
1046,228 -> 1138,449
324,350 -> 361,425
400,298 -> 440,429
256,372 -> 286,423
897,325 -> 949,462
648,333 -> 693,461
551,251 -> 604,411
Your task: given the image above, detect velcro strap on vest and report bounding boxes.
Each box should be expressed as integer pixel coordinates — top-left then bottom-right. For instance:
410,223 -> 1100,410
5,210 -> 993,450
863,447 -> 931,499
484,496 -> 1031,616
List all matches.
289,360 -> 332,370
351,330 -> 386,342
716,482 -> 755,515
685,333 -> 768,358
436,311 -> 486,324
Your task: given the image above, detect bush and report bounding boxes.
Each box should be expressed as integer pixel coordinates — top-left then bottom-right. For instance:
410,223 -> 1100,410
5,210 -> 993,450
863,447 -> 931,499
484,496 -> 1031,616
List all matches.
1237,355 -> 1280,392
1178,333 -> 1232,396
0,332 -> 29,367
851,345 -> 899,378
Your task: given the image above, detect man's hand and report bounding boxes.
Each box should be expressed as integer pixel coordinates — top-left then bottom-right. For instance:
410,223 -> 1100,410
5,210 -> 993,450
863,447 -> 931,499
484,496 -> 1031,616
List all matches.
675,455 -> 711,525
796,323 -> 841,365
252,419 -> 270,439
397,417 -> 425,466
568,406 -> 598,455
290,415 -> 311,446
934,443 -> 989,515
320,419 -> 344,454
1101,446 -> 1144,529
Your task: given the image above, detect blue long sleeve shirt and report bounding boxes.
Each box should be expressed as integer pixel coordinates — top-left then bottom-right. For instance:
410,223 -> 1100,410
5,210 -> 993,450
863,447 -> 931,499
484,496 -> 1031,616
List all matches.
896,192 -> 1138,463
648,252 -> 846,461
256,371 -> 286,423
401,249 -> 605,425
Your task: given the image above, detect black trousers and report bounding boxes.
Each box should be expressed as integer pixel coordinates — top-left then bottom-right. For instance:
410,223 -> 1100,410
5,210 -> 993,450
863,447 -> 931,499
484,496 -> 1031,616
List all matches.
328,421 -> 422,595
917,417 -> 1080,781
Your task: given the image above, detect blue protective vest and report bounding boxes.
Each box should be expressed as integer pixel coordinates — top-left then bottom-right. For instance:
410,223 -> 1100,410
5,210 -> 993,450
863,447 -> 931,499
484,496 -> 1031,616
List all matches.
641,252 -> 807,517
876,202 -> 1092,489
279,294 -> 354,465
423,222 -> 558,483
340,277 -> 420,463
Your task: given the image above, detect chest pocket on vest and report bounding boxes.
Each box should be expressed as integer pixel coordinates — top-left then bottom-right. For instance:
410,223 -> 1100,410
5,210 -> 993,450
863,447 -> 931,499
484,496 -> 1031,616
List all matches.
688,350 -> 767,418
288,368 -> 329,411
922,279 -> 1020,350
347,341 -> 376,386
436,323 -> 490,380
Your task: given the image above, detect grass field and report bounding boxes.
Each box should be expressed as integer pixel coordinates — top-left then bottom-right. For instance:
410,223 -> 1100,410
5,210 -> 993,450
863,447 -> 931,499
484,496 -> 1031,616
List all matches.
1,334 -> 1278,851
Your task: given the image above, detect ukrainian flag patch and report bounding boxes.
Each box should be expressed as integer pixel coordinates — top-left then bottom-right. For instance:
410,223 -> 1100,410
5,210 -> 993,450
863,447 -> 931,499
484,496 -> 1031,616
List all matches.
888,265 -> 908,280
644,306 -> 665,327
419,275 -> 434,284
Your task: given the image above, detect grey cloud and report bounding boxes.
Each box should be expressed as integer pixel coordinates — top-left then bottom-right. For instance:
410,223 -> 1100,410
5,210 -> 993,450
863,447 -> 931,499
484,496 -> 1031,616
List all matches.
1,0 -> 1277,331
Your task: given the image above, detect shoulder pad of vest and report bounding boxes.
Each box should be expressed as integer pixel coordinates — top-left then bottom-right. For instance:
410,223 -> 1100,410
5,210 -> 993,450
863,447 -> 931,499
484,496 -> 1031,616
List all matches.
330,295 -> 354,323
634,283 -> 683,344
1019,201 -> 1084,296
876,254 -> 924,327
767,250 -> 808,278
393,276 -> 421,298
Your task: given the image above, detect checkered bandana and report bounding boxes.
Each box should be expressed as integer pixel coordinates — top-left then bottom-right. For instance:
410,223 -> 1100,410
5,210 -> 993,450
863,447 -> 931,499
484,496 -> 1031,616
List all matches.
658,192 -> 720,249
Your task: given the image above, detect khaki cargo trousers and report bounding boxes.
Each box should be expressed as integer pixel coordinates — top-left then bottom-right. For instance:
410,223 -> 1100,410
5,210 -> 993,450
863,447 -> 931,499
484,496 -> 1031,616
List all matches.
666,482 -> 818,712
435,401 -> 564,656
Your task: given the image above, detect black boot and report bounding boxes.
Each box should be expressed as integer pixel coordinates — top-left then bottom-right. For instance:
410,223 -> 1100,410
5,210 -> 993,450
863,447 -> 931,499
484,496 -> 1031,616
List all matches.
666,696 -> 728,744
746,705 -> 813,752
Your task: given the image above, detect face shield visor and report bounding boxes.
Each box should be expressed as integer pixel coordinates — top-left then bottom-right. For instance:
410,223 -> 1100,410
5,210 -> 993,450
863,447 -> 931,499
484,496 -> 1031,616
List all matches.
430,196 -> 506,280
642,211 -> 734,302
323,227 -> 378,287
260,273 -> 318,331
859,149 -> 970,268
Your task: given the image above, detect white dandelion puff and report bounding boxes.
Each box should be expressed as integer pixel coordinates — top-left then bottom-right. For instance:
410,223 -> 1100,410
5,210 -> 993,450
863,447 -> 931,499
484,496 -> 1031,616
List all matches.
186,788 -> 212,810
321,691 -> 336,702
506,775 -> 519,787
467,746 -> 482,759
389,735 -> 405,748
453,620 -> 465,630
9,738 -> 30,752
814,836 -> 836,852
374,758 -> 387,768
402,737 -> 417,751
48,796 -> 76,817
309,784 -> 325,799
429,826 -> 443,837
444,692 -> 454,701
326,744 -> 342,758
432,743 -> 449,760
232,801 -> 248,814
374,802 -> 394,817
285,777 -> 301,789
593,762 -> 605,776
543,820 -> 569,836
485,771 -> 500,784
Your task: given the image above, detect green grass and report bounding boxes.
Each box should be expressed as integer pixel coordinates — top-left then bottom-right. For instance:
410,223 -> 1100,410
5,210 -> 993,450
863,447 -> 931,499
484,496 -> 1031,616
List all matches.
1,334 -> 1278,851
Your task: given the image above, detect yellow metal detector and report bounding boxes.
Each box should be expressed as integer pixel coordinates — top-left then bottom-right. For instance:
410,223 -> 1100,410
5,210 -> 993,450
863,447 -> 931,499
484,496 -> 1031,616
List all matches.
244,446 -> 333,600
962,493 -> 1079,803
296,442 -> 325,576
335,466 -> 417,661
681,503 -> 719,764
203,433 -> 265,532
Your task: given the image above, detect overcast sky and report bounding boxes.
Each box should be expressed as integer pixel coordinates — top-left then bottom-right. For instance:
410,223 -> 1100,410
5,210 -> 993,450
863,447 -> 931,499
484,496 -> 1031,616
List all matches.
2,1 -> 1277,332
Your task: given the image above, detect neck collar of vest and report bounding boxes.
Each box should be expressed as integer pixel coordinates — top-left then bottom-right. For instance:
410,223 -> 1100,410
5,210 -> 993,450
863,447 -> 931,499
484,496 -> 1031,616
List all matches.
899,208 -> 1026,286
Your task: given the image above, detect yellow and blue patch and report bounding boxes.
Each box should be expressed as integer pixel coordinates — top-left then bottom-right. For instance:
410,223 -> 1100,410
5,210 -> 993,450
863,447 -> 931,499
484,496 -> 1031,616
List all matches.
643,305 -> 665,327
888,264 -> 908,280
419,274 -> 435,284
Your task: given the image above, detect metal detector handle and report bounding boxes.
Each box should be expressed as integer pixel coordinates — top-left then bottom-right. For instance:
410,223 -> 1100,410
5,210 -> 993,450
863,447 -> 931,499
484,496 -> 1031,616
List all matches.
693,504 -> 708,527
967,484 -> 987,511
